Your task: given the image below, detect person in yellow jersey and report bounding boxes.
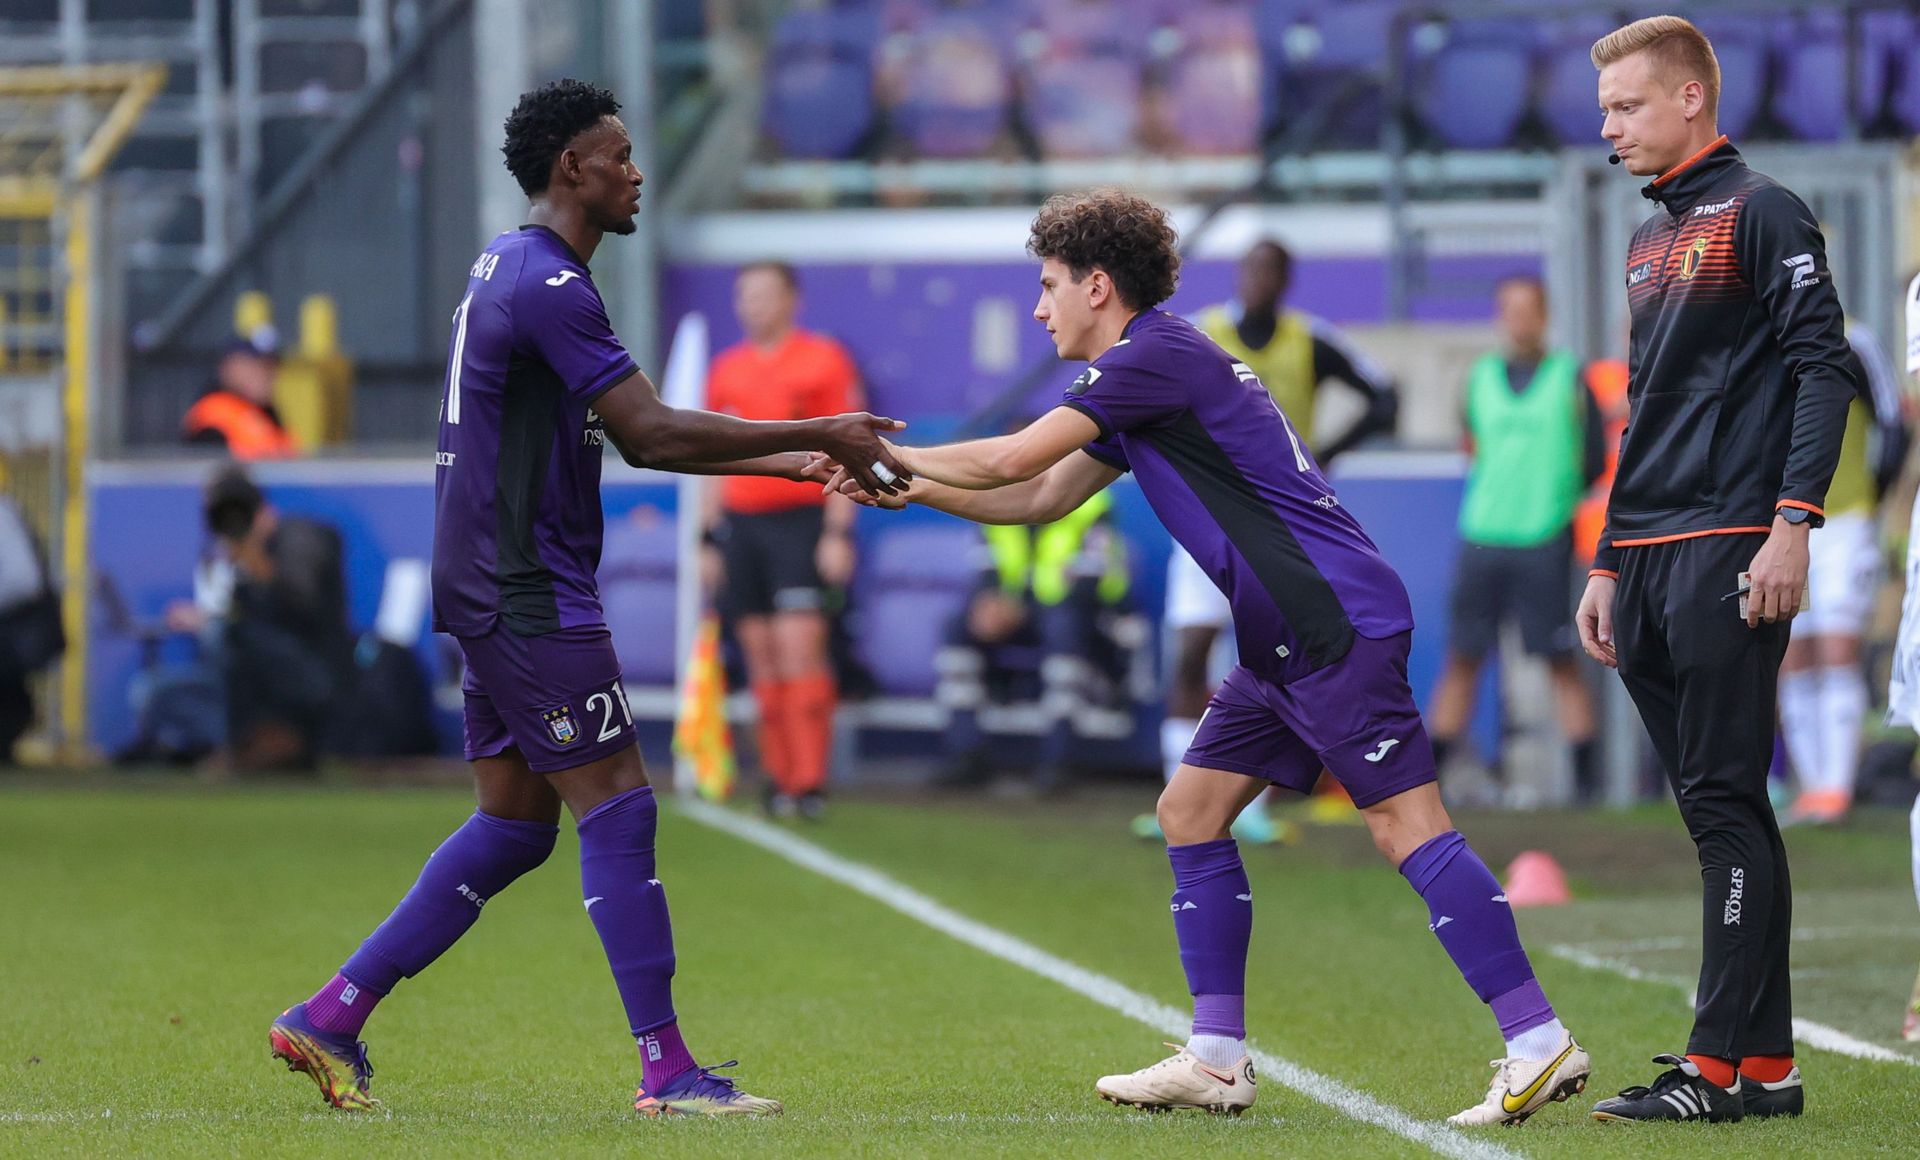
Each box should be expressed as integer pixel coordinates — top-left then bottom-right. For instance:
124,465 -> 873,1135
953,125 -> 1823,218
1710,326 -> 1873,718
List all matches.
1146,238 -> 1399,841
1428,276 -> 1608,805
1779,320 -> 1909,825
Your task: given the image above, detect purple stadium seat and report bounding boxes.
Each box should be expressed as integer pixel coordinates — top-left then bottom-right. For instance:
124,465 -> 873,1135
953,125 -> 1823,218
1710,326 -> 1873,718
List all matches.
1266,0 -> 1397,147
1858,8 -> 1920,132
1770,11 -> 1847,142
764,7 -> 879,159
853,525 -> 980,697
1023,52 -> 1143,158
599,511 -> 680,687
1538,17 -> 1613,146
1413,20 -> 1535,149
1156,1 -> 1260,154
1689,16 -> 1768,139
880,6 -> 1017,157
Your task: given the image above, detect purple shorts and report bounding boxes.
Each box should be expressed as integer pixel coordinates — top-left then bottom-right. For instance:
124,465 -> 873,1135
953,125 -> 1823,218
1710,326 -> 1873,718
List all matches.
1184,631 -> 1436,808
458,623 -> 637,773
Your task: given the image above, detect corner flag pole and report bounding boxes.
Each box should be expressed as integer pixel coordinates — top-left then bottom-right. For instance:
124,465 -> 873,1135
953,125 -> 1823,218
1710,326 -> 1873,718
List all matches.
660,311 -> 709,798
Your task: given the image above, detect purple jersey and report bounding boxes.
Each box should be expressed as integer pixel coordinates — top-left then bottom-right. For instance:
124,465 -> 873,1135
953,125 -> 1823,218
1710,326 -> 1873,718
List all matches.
1063,308 -> 1412,684
431,225 -> 638,636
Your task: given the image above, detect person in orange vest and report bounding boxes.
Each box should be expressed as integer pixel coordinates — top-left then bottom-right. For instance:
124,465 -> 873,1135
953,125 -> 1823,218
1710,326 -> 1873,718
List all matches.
182,337 -> 301,459
703,262 -> 862,820
1572,357 -> 1629,568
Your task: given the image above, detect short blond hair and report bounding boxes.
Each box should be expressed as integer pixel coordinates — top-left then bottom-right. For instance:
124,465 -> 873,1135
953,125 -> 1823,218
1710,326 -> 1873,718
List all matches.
1591,15 -> 1720,122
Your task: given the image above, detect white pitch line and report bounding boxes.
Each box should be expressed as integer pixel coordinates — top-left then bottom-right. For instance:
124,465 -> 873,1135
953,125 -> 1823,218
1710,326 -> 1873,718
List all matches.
680,801 -> 1521,1160
1545,944 -> 1919,1067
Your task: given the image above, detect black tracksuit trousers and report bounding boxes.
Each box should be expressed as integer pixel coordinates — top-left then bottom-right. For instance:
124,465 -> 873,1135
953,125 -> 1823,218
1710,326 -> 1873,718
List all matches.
1612,531 -> 1794,1059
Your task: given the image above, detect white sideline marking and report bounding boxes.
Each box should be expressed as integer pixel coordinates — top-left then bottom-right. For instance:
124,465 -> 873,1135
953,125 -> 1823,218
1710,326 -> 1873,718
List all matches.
1546,944 -> 1918,1067
681,801 -> 1521,1160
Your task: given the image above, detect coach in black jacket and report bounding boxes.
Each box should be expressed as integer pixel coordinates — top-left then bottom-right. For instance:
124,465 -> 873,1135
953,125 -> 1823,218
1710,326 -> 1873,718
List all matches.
1576,18 -> 1857,1123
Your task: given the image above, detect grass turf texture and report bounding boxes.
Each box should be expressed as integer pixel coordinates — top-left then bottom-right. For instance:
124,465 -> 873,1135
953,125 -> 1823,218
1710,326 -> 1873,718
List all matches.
2,780 -> 1915,1158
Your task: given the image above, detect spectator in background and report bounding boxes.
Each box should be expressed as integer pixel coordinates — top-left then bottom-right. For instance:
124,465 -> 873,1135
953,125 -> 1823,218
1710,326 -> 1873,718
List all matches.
935,489 -> 1132,793
182,335 -> 300,460
165,467 -> 350,770
704,262 -> 861,819
1427,276 -> 1605,803
1776,321 -> 1909,825
0,490 -> 63,764
1151,238 -> 1399,839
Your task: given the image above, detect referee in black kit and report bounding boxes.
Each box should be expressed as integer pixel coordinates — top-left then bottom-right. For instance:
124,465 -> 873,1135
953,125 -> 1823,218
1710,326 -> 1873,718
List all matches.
1576,18 -> 1858,1124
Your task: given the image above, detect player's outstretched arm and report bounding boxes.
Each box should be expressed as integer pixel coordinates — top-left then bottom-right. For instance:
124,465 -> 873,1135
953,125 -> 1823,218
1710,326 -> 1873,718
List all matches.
592,370 -> 910,494
648,451 -> 833,483
841,450 -> 1120,525
871,406 -> 1102,492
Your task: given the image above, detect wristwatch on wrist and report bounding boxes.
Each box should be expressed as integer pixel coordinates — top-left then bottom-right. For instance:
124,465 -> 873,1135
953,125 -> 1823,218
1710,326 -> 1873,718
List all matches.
1777,505 -> 1824,529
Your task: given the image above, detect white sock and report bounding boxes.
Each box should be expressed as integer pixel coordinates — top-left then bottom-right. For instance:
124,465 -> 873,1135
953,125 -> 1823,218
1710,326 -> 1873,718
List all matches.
1505,1017 -> 1568,1061
1777,669 -> 1824,794
1818,664 -> 1868,799
1185,1034 -> 1246,1068
1161,717 -> 1200,784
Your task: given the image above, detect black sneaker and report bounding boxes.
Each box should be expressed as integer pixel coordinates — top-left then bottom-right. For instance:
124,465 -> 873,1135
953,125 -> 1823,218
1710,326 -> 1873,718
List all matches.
1740,1067 -> 1803,1118
1591,1054 -> 1743,1123
797,790 -> 827,821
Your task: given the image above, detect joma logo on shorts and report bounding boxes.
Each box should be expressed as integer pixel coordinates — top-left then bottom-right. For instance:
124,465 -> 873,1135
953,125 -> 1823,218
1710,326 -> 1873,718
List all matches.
1723,868 -> 1744,925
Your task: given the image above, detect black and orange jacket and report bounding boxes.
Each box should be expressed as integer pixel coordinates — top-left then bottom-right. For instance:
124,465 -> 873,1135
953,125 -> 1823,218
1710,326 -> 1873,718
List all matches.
1591,138 -> 1858,577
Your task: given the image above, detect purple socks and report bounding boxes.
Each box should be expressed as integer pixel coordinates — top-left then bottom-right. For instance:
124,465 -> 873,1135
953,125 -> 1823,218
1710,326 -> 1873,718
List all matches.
1167,839 -> 1252,1039
307,810 -> 558,1036
1398,830 -> 1555,1039
577,787 -> 685,1065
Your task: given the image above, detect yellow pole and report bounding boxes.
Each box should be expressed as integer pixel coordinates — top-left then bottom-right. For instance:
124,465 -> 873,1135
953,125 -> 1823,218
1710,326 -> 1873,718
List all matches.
58,190 -> 91,760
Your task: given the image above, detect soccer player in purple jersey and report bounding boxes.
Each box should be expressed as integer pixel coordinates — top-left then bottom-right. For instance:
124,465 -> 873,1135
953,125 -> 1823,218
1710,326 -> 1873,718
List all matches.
829,191 -> 1591,1126
267,80 -> 908,1118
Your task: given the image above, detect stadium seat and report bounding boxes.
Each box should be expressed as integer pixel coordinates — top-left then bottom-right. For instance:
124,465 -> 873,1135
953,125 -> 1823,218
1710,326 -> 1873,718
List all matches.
1411,19 -> 1535,149
599,511 -> 681,687
1852,8 -> 1906,132
1021,51 -> 1143,158
879,2 -> 1017,158
1689,15 -> 1768,139
853,524 -> 979,697
764,7 -> 879,159
1264,0 -> 1397,149
1538,16 -> 1613,146
1159,1 -> 1262,155
1770,11 -> 1848,141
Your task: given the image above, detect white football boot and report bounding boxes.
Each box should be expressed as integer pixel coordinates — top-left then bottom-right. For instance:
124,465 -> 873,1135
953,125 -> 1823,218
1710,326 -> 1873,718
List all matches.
1448,1030 -> 1590,1126
1096,1043 -> 1256,1115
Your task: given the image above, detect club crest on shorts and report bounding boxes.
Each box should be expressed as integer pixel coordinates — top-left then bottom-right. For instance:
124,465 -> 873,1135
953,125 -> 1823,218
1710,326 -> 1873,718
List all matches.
543,706 -> 582,746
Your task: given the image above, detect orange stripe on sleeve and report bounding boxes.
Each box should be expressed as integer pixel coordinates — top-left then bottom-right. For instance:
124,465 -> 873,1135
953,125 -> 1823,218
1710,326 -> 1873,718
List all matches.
1610,526 -> 1772,547
1776,499 -> 1824,517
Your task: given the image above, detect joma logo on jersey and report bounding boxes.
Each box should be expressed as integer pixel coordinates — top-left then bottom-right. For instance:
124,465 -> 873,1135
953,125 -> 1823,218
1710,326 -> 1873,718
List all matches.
1678,236 -> 1712,281
544,707 -> 582,746
545,269 -> 582,287
1627,262 -> 1653,287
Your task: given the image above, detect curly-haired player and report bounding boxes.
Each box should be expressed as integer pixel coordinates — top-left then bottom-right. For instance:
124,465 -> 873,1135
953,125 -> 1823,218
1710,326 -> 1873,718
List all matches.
826,188 -> 1590,1125
266,79 -> 907,1118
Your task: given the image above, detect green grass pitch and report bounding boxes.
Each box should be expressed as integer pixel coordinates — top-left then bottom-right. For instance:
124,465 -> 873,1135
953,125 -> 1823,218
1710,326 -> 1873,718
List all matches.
2,778 -> 1915,1158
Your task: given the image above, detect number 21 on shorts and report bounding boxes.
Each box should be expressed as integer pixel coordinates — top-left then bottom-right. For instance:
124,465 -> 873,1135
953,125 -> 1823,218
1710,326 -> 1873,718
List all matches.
587,681 -> 635,743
